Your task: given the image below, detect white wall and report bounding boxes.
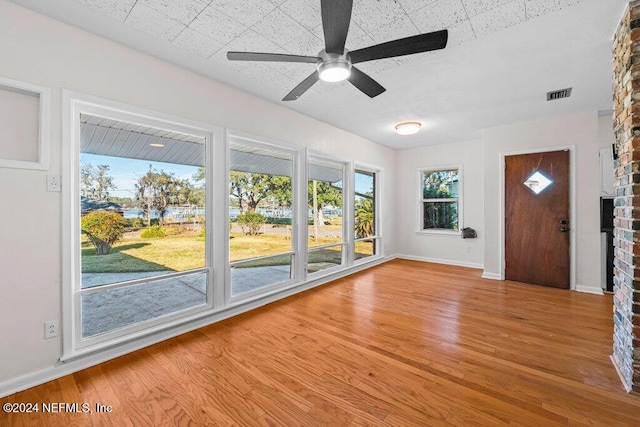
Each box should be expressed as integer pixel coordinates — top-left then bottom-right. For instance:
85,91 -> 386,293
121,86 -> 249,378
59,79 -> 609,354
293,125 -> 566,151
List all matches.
598,114 -> 615,149
0,1 -> 396,388
396,140 -> 485,268
397,111 -> 606,293
482,112 -> 603,291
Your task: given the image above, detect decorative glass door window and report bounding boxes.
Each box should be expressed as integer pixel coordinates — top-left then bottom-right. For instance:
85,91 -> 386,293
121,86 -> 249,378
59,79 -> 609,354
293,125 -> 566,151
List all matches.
523,171 -> 553,194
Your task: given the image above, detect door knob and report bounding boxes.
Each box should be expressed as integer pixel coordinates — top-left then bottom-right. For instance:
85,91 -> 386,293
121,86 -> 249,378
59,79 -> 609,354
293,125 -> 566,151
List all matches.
560,220 -> 568,225
560,227 -> 570,232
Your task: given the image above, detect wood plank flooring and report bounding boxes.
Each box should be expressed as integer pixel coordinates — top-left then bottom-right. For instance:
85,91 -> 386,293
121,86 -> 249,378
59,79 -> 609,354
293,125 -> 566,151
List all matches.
2,259 -> 639,426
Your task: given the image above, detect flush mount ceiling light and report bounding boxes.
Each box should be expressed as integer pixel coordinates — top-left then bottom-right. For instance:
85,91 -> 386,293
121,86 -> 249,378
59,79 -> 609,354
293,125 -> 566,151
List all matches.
395,121 -> 422,135
149,142 -> 165,147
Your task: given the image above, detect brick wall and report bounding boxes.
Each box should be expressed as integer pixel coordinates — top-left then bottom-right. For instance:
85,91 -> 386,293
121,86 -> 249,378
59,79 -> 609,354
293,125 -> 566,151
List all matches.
613,0 -> 640,394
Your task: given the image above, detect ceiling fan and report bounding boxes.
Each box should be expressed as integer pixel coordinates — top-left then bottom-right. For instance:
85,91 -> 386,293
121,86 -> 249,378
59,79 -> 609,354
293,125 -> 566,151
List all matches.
227,0 -> 448,101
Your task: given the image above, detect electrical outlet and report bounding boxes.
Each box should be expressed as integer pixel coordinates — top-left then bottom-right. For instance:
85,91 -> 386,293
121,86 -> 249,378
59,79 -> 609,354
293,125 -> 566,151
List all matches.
465,246 -> 472,255
47,175 -> 61,192
44,320 -> 58,339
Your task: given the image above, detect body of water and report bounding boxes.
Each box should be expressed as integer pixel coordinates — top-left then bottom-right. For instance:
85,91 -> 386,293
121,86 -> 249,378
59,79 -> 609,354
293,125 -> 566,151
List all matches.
124,206 -> 342,220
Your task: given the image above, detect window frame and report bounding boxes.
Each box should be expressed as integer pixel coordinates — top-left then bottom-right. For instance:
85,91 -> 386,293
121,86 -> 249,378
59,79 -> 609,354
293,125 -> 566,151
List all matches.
416,165 -> 463,236
62,91 -> 223,360
306,151 -> 349,277
353,165 -> 383,264
225,130 -> 303,304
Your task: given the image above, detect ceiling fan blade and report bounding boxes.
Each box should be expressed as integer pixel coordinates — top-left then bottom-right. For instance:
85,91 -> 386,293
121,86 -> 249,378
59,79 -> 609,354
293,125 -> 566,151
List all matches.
348,66 -> 386,98
282,71 -> 320,101
227,51 -> 320,63
321,0 -> 353,54
349,30 -> 448,64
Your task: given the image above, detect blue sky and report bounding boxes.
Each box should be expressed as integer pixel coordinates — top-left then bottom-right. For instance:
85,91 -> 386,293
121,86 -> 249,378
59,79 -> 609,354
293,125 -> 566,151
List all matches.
81,153 -> 200,199
82,153 -> 374,200
355,171 -> 375,198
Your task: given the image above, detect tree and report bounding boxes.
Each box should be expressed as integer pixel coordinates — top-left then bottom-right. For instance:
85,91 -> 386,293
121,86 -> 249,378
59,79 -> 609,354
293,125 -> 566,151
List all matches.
81,163 -> 116,200
81,211 -> 127,255
355,197 -> 374,239
309,181 -> 342,220
80,164 -> 95,199
193,167 -> 205,182
229,172 -> 292,213
309,180 -> 342,239
134,167 -> 181,226
423,170 -> 457,199
422,170 -> 458,229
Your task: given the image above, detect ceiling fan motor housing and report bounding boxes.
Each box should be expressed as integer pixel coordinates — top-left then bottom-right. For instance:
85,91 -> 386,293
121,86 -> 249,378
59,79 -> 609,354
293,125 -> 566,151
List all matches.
317,49 -> 352,82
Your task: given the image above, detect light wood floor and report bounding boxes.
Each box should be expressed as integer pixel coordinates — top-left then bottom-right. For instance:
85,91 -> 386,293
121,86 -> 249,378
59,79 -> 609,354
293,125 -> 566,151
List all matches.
2,259 -> 639,426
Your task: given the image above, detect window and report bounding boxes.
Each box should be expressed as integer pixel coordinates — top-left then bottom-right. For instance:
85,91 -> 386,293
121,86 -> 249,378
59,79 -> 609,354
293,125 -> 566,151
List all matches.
65,94 -> 385,359
419,167 -> 461,233
354,168 -> 380,261
67,104 -> 216,354
307,156 -> 346,274
229,137 -> 297,297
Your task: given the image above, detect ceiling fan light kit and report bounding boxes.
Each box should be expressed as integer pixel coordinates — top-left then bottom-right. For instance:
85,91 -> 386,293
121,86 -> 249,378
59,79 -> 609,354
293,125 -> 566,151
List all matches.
395,122 -> 422,135
317,50 -> 351,82
226,0 -> 448,102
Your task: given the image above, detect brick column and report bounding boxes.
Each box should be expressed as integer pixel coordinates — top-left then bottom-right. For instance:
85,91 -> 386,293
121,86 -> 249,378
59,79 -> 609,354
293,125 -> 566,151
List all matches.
613,0 -> 640,393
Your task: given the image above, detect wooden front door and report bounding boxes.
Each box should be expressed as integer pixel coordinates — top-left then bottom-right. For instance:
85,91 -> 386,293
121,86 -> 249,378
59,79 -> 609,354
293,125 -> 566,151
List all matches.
505,150 -> 570,288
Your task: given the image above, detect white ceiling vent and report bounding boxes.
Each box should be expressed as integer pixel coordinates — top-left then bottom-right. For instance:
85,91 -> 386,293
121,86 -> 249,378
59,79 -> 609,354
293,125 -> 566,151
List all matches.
547,88 -> 572,101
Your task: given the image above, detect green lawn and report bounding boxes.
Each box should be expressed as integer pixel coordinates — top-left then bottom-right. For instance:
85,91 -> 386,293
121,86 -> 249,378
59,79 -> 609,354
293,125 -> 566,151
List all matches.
82,225 -> 374,273
81,233 -> 205,273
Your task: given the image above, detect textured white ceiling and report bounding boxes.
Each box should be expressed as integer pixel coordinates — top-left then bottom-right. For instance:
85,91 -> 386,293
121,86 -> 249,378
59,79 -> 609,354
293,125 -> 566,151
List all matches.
8,0 -> 626,148
70,0 -> 588,88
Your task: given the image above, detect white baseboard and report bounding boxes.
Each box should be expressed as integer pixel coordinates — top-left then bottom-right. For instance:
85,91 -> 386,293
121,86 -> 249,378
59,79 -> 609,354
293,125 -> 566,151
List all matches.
481,272 -> 502,280
0,255 -> 393,399
396,254 -> 483,270
575,285 -> 604,295
610,355 -> 633,393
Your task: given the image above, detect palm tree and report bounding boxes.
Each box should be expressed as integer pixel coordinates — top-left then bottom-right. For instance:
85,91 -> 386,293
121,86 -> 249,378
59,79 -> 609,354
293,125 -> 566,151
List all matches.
355,198 -> 374,238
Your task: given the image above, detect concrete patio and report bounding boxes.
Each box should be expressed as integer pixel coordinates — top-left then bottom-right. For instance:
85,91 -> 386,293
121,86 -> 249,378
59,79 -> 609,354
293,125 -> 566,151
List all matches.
81,265 -> 294,338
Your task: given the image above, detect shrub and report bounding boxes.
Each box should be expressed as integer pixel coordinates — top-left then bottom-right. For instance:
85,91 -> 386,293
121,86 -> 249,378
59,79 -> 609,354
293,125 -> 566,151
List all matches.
126,217 -> 145,228
236,212 -> 266,236
81,211 -> 128,255
140,226 -> 166,239
266,217 -> 292,225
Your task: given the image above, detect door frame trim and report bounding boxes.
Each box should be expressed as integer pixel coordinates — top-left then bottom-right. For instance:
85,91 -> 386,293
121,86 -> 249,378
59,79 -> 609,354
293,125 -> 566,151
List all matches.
499,145 -> 576,290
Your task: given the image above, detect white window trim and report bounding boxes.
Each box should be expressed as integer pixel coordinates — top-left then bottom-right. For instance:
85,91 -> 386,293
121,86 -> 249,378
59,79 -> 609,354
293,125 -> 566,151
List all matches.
307,150 -> 350,277
57,96 -> 388,365
353,164 -> 383,265
225,130 -> 303,304
0,76 -> 50,170
416,164 -> 463,236
62,90 -> 223,360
